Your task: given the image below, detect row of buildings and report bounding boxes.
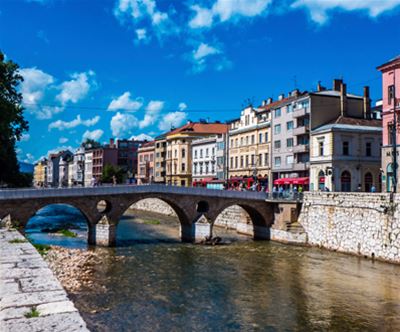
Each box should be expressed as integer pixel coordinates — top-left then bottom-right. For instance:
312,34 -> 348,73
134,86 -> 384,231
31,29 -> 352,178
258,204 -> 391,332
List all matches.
34,55 -> 400,192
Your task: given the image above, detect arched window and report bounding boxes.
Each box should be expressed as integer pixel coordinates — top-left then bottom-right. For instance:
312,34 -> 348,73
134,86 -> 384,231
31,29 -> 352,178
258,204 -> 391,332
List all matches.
387,163 -> 394,192
318,170 -> 325,191
341,171 -> 351,192
364,172 -> 373,192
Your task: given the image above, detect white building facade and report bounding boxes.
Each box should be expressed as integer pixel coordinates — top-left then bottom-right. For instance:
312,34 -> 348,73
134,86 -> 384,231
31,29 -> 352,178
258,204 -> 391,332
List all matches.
84,150 -> 93,186
192,136 -> 217,182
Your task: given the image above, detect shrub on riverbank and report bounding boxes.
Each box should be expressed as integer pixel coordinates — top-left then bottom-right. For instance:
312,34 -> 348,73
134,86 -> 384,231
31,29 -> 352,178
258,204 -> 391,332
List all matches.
24,307 -> 40,318
8,238 -> 27,244
33,243 -> 51,256
57,229 -> 77,237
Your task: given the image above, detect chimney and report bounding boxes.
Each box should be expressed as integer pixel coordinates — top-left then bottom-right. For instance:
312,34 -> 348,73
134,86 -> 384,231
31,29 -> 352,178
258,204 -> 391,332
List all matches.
267,97 -> 273,104
317,81 -> 326,92
261,100 -> 267,107
333,79 -> 343,92
278,93 -> 284,101
291,89 -> 299,97
340,82 -> 347,117
363,86 -> 371,119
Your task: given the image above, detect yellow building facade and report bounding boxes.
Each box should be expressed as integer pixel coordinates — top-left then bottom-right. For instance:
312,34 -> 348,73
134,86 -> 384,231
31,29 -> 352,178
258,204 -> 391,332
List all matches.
33,160 -> 47,187
228,106 -> 272,184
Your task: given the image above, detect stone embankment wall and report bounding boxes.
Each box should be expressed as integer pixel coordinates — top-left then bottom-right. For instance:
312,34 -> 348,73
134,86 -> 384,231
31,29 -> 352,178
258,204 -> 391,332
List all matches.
130,198 -> 177,217
299,192 -> 400,263
0,228 -> 89,331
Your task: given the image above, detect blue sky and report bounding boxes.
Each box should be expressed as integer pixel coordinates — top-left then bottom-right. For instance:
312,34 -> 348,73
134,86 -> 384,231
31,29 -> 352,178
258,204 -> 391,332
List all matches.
1,0 -> 400,163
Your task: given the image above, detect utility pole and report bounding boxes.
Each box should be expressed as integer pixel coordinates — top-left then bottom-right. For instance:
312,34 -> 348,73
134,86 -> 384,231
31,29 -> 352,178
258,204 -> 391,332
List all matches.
392,70 -> 397,193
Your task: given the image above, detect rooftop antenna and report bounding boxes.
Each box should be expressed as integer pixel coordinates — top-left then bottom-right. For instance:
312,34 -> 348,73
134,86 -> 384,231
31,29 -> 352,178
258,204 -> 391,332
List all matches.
293,75 -> 298,89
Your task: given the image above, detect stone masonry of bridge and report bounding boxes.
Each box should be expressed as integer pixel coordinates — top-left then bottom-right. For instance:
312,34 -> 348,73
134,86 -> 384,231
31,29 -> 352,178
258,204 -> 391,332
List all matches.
0,185 -> 300,246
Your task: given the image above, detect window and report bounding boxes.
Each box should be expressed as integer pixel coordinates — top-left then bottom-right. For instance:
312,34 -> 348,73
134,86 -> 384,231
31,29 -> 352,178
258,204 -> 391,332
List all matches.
230,157 -> 233,169
365,172 -> 373,192
286,155 -> 294,165
264,153 -> 269,166
287,104 -> 293,113
200,149 -> 203,158
389,85 -> 395,104
388,123 -> 394,145
246,136 -> 249,145
274,157 -> 281,167
366,142 -> 372,157
341,171 -> 351,192
275,108 -> 281,118
319,141 -> 324,156
240,137 -> 244,146
206,148 -> 209,157
286,121 -> 294,130
274,124 -> 281,135
258,154 -> 262,166
287,138 -> 294,147
259,133 -> 263,144
235,156 -> 238,168
194,150 -> 197,159
245,155 -> 249,167
251,135 -> 255,145
265,132 -> 268,143
240,156 -> 244,167
230,139 -> 233,147
343,141 -> 349,156
251,154 -> 255,166
182,148 -> 186,158
274,140 -> 281,149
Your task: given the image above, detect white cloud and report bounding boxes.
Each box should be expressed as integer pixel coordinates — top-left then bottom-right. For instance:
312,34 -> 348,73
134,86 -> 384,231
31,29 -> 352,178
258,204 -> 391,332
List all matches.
20,133 -> 30,142
135,28 -> 148,42
23,153 -> 35,164
114,0 -> 176,38
35,106 -> 64,120
178,102 -> 187,111
59,137 -> 69,144
19,67 -> 54,109
193,43 -> 221,61
107,91 -> 143,111
291,0 -> 400,24
110,112 -> 139,137
130,133 -> 153,141
56,71 -> 96,105
190,42 -> 226,73
82,129 -> 104,141
158,111 -> 187,131
188,0 -> 272,29
48,115 -> 100,131
139,100 -> 164,128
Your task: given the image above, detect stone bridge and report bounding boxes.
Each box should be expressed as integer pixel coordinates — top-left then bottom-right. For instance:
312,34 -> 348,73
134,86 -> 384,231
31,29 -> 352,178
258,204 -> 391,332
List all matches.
0,185 -> 301,246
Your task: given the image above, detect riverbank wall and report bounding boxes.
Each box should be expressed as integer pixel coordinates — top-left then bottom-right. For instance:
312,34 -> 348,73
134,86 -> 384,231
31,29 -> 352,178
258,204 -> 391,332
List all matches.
0,228 -> 89,331
299,192 -> 400,264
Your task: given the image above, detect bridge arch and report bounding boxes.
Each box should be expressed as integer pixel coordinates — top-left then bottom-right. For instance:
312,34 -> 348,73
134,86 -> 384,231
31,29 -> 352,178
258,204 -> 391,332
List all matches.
209,201 -> 273,240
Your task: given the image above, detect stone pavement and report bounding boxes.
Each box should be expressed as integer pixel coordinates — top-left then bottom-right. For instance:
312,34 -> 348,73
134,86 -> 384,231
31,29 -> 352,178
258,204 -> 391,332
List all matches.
0,228 -> 89,332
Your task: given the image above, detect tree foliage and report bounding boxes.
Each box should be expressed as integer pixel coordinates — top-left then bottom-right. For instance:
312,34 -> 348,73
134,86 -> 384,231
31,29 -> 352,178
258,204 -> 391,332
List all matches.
102,164 -> 125,184
0,51 -> 29,187
82,138 -> 100,149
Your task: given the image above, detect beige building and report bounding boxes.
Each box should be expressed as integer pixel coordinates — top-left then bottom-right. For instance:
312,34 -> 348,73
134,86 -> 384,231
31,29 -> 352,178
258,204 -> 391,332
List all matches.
137,141 -> 155,184
228,106 -> 272,183
310,116 -> 382,192
165,121 -> 228,186
33,159 -> 47,187
154,134 -> 167,183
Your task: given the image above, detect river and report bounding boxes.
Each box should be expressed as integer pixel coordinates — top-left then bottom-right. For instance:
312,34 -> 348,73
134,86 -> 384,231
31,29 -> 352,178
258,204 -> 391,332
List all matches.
26,205 -> 400,331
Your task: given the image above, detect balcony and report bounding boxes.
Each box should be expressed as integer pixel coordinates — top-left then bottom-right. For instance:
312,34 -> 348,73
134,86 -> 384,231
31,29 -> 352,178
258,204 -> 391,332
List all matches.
292,161 -> 310,171
292,107 -> 309,118
292,144 -> 309,153
293,124 -> 309,136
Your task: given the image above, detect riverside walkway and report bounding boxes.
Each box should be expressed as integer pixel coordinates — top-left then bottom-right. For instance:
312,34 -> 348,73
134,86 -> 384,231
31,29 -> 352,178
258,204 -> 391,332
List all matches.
0,228 -> 89,331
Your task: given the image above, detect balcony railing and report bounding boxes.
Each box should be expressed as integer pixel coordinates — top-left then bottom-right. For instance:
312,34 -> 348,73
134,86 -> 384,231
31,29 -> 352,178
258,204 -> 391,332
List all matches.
292,144 -> 310,153
292,107 -> 309,118
293,124 -> 309,136
292,161 -> 310,171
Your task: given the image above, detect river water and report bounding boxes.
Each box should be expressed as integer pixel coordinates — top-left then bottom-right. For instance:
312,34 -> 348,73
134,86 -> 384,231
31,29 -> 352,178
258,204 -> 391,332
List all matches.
26,205 -> 400,331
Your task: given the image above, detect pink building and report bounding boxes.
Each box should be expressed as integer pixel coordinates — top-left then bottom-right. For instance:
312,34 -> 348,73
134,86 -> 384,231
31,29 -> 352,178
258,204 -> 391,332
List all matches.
137,141 -> 155,184
92,139 -> 118,181
378,55 -> 400,192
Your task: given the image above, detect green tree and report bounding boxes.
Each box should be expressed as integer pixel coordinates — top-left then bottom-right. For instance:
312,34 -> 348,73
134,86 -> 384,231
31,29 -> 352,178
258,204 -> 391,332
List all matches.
82,138 -> 100,149
102,164 -> 125,184
0,51 -> 29,187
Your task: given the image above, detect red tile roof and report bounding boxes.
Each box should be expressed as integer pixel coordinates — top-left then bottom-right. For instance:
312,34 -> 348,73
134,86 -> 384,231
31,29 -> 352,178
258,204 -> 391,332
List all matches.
168,122 -> 229,135
329,115 -> 382,127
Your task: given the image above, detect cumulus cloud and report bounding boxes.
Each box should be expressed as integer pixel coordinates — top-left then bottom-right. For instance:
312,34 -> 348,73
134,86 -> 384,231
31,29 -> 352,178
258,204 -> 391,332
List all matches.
291,0 -> 400,24
20,133 -> 30,142
178,102 -> 187,111
130,133 -> 154,141
82,129 -> 104,141
19,67 -> 54,105
139,100 -> 164,128
48,115 -> 100,131
190,42 -> 229,73
56,71 -> 96,105
110,112 -> 139,137
107,91 -> 143,111
135,28 -> 148,42
188,0 -> 272,29
59,137 -> 69,144
158,111 -> 187,131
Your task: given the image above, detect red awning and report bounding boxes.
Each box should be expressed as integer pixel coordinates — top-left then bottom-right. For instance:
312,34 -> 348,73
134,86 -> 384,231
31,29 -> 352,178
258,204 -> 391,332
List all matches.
318,177 -> 325,183
274,177 -> 309,185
